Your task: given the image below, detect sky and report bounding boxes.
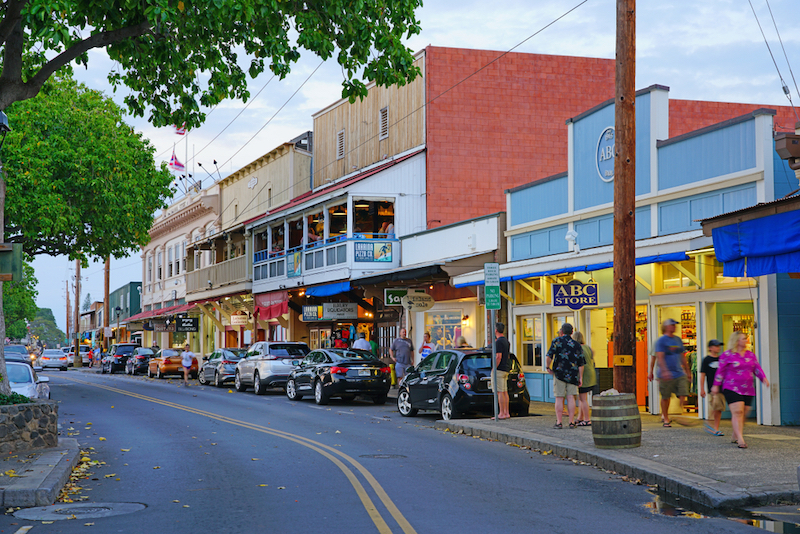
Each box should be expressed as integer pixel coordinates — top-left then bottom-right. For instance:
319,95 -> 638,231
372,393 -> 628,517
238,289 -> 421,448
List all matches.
31,0 -> 800,332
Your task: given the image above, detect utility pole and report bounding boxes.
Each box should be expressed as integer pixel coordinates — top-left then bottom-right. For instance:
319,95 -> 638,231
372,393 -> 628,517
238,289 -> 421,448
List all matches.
74,260 -> 81,366
104,257 -> 110,350
613,0 -> 637,394
65,280 -> 71,346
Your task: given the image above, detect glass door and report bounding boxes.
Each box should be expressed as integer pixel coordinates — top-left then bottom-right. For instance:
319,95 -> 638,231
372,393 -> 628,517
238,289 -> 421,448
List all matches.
518,316 -> 543,372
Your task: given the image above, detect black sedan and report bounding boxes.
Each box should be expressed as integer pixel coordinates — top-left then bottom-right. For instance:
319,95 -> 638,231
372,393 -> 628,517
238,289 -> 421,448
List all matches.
102,343 -> 141,374
199,348 -> 247,387
397,349 -> 530,420
125,347 -> 155,375
286,349 -> 391,405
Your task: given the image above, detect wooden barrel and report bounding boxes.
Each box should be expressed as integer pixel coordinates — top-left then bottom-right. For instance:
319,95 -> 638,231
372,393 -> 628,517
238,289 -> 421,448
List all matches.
591,393 -> 642,449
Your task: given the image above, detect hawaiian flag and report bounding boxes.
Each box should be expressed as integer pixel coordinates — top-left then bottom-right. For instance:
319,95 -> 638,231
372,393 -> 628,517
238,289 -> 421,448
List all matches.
168,150 -> 185,172
174,124 -> 186,135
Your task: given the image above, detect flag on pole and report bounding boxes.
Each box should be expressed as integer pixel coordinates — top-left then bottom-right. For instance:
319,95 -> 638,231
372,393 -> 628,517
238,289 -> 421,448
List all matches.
174,124 -> 186,135
168,150 -> 186,172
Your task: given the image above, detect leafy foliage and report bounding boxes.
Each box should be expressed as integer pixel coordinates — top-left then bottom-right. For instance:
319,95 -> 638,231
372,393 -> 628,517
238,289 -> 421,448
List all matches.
82,293 -> 92,312
0,392 -> 32,405
3,74 -> 174,262
0,0 -> 423,126
29,308 -> 66,348
3,258 -> 37,340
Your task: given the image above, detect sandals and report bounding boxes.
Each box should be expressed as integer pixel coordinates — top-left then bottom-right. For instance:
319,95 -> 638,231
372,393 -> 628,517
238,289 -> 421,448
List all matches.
738,443 -> 748,449
568,422 -> 577,429
553,423 -> 563,429
704,424 -> 724,436
577,420 -> 591,427
662,421 -> 672,427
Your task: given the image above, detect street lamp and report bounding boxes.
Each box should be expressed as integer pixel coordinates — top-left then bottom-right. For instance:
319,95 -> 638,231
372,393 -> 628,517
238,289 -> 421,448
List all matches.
115,306 -> 122,342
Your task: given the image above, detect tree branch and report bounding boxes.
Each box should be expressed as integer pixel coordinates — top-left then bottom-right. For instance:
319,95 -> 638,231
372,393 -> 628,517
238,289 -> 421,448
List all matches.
0,0 -> 27,48
0,20 -> 25,91
23,20 -> 153,102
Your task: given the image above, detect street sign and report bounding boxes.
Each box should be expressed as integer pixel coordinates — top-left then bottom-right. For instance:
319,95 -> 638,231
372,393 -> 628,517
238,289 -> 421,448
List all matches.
484,262 -> 501,310
400,293 -> 435,312
384,288 -> 407,306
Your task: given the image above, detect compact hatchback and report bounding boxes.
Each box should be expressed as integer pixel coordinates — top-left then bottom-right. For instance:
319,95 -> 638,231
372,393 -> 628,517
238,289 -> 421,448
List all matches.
286,349 -> 391,405
235,342 -> 310,395
102,343 -> 141,374
199,348 -> 247,387
125,347 -> 155,375
397,349 -> 530,420
147,348 -> 198,379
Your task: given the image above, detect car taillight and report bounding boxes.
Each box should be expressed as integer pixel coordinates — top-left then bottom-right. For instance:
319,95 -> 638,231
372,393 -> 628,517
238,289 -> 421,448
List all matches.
136,355 -> 146,359
330,366 -> 348,375
379,366 -> 391,374
457,374 -> 470,384
59,357 -> 67,361
221,360 -> 235,365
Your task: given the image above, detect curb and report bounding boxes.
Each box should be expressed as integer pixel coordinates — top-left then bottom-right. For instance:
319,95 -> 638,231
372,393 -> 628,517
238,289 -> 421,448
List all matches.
1,438 -> 81,508
434,420 -> 800,509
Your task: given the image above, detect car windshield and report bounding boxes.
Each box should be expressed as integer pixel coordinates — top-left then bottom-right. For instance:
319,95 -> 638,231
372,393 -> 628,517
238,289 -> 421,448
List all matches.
222,349 -> 246,360
116,345 -> 137,355
7,364 -> 32,383
5,346 -> 27,354
459,353 -> 493,372
43,350 -> 61,356
268,344 -> 309,358
332,350 -> 376,361
79,346 -> 91,352
138,348 -> 154,356
162,349 -> 182,358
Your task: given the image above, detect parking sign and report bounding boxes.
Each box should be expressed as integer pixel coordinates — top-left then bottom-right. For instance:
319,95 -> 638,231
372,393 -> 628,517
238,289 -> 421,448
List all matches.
484,263 -> 501,310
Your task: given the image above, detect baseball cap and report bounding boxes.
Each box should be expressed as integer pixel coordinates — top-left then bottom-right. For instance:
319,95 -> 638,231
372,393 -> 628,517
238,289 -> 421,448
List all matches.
708,339 -> 723,347
661,318 -> 679,327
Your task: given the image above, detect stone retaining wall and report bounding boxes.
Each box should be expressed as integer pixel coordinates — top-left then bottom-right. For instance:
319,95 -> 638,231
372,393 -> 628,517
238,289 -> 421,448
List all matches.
0,401 -> 58,453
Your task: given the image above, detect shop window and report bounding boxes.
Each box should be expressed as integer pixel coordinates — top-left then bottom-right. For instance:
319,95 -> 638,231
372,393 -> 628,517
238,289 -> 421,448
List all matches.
328,204 -> 348,240
659,261 -> 698,291
307,212 -> 324,245
515,278 -> 544,304
270,225 -> 285,257
289,219 -> 303,250
711,257 -> 750,286
519,316 -> 543,370
424,311 -> 462,351
353,200 -> 394,238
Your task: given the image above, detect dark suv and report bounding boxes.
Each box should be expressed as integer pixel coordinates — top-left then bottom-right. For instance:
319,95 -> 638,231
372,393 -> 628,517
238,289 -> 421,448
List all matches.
397,349 -> 530,420
102,343 -> 141,374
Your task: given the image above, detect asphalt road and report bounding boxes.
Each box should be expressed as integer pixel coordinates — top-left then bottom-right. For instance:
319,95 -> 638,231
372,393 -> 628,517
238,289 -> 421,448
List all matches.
0,369 -> 771,534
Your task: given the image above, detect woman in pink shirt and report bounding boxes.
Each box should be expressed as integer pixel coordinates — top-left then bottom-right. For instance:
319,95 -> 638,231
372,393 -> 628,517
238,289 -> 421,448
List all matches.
711,331 -> 769,449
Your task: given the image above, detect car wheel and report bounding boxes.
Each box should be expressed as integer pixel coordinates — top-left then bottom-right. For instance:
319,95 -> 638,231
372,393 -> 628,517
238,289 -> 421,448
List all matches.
235,371 -> 247,392
314,380 -> 329,405
214,372 -> 223,388
440,393 -> 458,421
397,390 -> 417,416
156,367 -> 163,379
286,379 -> 302,401
253,372 -> 266,395
198,370 -> 207,385
147,366 -> 152,378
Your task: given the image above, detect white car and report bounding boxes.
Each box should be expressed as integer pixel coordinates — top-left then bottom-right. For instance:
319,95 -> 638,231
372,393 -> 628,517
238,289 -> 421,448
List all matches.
234,342 -> 310,395
39,349 -> 69,371
7,362 -> 50,400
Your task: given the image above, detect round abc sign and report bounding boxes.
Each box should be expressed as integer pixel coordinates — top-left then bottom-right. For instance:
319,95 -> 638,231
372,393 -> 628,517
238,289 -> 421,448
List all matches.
596,126 -> 615,183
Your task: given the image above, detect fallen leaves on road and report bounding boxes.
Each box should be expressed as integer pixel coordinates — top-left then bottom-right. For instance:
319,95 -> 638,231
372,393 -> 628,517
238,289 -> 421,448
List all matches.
85,522 -> 95,526
335,430 -> 341,434
173,500 -> 180,503
103,473 -> 116,478
120,449 -> 130,452
98,437 -> 106,441
278,486 -> 286,490
153,466 -> 161,469
251,458 -> 259,461
183,505 -> 190,508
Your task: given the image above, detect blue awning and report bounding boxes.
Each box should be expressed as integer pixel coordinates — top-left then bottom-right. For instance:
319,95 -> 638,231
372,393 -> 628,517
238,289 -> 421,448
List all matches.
712,209 -> 800,277
306,281 -> 351,297
456,251 -> 689,287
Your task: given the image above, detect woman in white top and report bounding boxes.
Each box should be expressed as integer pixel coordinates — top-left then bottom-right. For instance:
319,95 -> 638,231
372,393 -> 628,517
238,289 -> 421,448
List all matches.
181,344 -> 195,387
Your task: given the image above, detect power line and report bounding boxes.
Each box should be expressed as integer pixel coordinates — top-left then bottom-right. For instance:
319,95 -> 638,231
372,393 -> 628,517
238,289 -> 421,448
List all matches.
763,0 -> 800,115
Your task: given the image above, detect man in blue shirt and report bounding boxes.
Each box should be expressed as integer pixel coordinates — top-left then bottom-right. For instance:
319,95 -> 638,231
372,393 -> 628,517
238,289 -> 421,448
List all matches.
654,318 -> 690,427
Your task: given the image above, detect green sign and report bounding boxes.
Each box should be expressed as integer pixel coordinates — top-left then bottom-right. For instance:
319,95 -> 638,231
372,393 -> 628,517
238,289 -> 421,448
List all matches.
484,262 -> 501,311
384,288 -> 407,307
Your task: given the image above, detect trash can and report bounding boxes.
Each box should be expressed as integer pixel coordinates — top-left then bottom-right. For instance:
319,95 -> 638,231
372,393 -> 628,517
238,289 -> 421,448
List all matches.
592,393 -> 641,449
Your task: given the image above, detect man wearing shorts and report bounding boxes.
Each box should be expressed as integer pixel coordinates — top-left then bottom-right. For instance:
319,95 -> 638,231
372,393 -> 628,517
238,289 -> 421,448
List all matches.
390,328 -> 414,385
546,323 -> 585,428
494,323 -> 512,419
654,318 -> 690,427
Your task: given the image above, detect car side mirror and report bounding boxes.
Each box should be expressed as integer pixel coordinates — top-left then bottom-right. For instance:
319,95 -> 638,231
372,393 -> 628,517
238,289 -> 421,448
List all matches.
38,376 -> 50,383
202,356 -> 209,361
291,360 -> 300,366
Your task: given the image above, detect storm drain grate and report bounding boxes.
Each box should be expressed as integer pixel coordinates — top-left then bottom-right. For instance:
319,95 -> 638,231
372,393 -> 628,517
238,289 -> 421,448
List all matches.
52,506 -> 112,515
359,454 -> 407,459
15,502 -> 146,521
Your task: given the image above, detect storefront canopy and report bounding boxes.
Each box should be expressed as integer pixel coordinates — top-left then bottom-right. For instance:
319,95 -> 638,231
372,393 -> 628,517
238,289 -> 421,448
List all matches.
712,209 -> 800,277
306,281 -> 351,297
255,290 -> 288,320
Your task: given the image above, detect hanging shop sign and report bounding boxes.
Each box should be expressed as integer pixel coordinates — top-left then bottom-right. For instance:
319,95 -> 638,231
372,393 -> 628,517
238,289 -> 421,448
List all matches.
302,303 -> 359,322
287,250 -> 302,277
354,241 -> 392,262
176,317 -> 199,332
150,320 -> 176,332
596,126 -> 615,183
230,314 -> 249,326
384,288 -> 408,306
401,293 -> 435,312
552,280 -> 598,310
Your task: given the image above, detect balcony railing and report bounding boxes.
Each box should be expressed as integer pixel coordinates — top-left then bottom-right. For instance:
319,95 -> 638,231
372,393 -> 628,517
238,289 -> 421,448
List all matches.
186,255 -> 249,293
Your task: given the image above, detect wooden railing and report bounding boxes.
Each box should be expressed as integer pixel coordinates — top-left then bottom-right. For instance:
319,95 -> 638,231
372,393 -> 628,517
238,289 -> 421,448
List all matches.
186,255 -> 248,293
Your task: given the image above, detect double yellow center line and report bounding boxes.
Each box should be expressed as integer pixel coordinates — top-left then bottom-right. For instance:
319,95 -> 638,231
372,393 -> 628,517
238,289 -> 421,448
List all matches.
63,376 -> 416,534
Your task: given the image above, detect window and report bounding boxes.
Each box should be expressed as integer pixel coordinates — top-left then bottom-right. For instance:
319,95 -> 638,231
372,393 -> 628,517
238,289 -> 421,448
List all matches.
424,311 -> 462,351
659,260 -> 699,290
167,245 -> 173,277
157,252 -> 162,280
147,256 -> 152,282
379,107 -> 389,140
182,242 -> 186,271
336,129 -> 345,160
268,188 -> 272,208
519,316 -> 543,369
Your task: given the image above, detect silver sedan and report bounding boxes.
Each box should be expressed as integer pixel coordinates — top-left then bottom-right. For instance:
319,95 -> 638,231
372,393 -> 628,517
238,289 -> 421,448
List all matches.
7,362 -> 50,399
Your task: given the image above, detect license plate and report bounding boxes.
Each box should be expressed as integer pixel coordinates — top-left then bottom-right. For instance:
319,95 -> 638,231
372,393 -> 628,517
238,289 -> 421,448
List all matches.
358,369 -> 371,377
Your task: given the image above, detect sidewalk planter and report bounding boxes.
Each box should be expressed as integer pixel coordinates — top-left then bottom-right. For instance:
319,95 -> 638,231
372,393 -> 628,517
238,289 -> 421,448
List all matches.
592,393 -> 641,449
0,401 -> 58,453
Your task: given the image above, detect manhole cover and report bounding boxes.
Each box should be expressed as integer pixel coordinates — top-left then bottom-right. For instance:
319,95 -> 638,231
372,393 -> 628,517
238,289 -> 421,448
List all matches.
15,502 -> 146,521
359,454 -> 407,459
53,506 -> 112,515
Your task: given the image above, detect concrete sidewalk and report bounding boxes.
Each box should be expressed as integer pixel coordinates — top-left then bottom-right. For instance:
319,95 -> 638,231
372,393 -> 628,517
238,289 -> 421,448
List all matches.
425,400 -> 800,509
0,438 -> 80,507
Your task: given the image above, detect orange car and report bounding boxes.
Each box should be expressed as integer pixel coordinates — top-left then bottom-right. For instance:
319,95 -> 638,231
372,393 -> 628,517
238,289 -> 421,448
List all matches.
147,348 -> 198,379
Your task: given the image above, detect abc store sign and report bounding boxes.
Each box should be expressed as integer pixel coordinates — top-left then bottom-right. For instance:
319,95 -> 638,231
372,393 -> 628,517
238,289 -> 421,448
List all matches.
552,280 -> 598,311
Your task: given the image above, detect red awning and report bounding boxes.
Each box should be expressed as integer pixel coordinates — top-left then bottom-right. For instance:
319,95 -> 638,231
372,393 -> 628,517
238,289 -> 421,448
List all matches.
125,308 -> 157,323
254,290 -> 288,320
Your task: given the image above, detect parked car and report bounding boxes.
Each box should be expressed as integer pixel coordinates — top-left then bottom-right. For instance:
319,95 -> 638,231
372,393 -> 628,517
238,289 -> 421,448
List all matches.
38,349 -> 69,371
199,348 -> 247,387
235,342 -> 310,395
102,343 -> 140,374
397,349 -> 530,420
7,361 -> 50,399
6,344 -> 32,362
147,348 -> 198,379
286,348 -> 391,405
67,345 -> 92,367
125,347 -> 154,375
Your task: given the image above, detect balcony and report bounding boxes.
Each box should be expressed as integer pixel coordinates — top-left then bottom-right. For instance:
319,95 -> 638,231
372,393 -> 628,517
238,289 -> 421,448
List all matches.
186,255 -> 250,298
253,236 -> 400,290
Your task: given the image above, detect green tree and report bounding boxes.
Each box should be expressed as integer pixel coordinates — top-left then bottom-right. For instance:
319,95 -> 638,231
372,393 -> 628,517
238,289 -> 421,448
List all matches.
3,258 -> 37,340
28,308 -> 65,348
4,74 -> 174,260
82,292 -> 92,312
